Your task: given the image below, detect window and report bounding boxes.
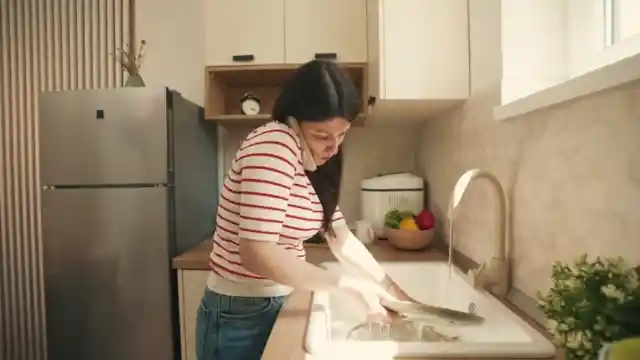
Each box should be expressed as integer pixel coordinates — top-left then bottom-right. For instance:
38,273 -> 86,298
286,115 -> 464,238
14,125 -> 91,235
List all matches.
572,0 -> 640,77
496,0 -> 640,120
606,0 -> 640,46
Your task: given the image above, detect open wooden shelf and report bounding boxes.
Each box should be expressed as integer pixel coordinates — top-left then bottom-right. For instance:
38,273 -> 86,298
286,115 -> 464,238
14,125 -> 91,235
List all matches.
204,63 -> 369,126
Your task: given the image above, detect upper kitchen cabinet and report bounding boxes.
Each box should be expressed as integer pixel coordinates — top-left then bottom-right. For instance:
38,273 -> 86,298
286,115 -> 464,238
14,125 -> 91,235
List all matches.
367,0 -> 470,120
284,0 -> 367,64
205,0 -> 285,66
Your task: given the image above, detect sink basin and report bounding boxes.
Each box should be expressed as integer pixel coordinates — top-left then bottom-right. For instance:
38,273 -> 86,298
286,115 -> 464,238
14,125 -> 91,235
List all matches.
305,261 -> 556,358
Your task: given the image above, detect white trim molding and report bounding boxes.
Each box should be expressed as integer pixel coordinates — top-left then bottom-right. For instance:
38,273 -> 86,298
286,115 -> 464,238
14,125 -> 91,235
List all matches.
495,52 -> 640,121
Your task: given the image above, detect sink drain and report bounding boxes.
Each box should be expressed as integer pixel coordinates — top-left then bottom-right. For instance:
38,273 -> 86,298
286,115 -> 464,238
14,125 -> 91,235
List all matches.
468,302 -> 477,315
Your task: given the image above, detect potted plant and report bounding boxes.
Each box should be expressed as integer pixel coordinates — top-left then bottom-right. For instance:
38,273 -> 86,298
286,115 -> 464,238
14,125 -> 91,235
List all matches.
537,254 -> 640,360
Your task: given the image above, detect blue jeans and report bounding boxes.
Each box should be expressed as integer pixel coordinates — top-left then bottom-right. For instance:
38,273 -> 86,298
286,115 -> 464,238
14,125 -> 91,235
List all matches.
195,288 -> 285,360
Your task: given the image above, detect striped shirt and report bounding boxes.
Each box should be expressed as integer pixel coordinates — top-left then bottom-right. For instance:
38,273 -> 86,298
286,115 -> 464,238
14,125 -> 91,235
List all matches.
207,121 -> 346,297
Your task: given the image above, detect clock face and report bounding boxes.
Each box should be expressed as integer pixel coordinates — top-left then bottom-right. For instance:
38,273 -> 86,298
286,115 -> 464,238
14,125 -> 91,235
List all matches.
241,98 -> 260,115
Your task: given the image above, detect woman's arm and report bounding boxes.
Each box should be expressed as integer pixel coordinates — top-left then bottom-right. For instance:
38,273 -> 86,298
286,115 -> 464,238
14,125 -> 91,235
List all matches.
327,222 -> 414,300
326,223 -> 388,284
240,240 -> 342,292
241,239 -> 395,322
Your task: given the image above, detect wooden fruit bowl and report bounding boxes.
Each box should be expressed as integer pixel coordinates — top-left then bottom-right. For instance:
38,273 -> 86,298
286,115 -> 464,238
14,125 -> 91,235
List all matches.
383,227 -> 435,251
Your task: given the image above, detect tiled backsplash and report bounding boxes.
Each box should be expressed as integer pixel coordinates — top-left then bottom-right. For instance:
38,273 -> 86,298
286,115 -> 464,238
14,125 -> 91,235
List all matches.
418,75 -> 640,300
220,123 -> 422,222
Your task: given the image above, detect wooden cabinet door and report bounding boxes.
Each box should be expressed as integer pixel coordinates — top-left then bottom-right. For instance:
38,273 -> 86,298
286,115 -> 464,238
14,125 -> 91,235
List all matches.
285,0 -> 367,64
178,270 -> 210,360
205,0 -> 285,66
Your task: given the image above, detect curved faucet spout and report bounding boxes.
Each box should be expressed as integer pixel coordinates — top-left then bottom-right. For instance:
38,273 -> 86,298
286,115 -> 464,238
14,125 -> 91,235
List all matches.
447,169 -> 509,298
448,169 -> 506,260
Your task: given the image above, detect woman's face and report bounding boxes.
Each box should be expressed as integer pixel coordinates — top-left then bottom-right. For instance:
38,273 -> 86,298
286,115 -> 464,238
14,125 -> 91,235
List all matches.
299,117 -> 351,166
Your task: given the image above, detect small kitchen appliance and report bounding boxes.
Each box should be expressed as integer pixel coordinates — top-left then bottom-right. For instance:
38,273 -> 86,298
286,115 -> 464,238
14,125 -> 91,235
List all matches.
360,173 -> 425,237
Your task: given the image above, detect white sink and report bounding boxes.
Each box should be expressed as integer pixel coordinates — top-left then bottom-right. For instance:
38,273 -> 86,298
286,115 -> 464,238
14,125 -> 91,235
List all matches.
305,261 -> 556,358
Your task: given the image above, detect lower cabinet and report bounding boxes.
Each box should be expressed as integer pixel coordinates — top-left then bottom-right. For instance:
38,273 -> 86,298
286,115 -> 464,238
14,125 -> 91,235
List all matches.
177,270 -> 210,360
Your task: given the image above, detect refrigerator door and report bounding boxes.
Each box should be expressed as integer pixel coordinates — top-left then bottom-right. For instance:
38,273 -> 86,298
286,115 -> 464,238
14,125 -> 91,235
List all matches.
39,87 -> 169,186
42,187 -> 174,360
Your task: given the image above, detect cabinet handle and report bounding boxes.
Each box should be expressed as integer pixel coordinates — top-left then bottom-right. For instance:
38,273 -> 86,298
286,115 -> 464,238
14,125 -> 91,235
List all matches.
232,54 -> 255,62
367,95 -> 377,107
314,53 -> 337,61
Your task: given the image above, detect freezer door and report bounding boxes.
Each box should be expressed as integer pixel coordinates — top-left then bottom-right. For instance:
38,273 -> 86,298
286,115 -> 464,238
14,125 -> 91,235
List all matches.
42,187 -> 175,360
39,87 -> 169,186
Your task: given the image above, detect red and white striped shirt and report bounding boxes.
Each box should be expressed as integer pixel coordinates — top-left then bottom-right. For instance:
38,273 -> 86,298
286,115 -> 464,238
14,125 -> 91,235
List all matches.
207,121 -> 346,297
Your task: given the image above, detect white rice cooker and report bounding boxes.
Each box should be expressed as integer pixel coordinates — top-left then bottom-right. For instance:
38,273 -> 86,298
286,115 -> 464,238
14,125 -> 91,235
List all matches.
360,172 -> 425,236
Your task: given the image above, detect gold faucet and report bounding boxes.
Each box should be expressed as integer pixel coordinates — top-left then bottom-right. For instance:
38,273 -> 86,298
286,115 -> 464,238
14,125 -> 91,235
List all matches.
447,169 -> 510,298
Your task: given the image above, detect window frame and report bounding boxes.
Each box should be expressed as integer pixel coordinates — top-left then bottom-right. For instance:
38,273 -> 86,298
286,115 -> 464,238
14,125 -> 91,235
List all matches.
604,0 -> 615,47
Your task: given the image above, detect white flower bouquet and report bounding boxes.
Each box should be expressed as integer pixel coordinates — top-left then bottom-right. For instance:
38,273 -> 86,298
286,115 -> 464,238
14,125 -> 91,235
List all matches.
536,254 -> 640,360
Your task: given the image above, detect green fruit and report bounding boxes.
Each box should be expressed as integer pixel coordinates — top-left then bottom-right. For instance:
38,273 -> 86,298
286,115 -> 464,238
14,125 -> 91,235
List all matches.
384,210 -> 403,229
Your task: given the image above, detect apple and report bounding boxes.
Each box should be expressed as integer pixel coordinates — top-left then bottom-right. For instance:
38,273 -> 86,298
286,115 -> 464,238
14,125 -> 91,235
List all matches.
415,209 -> 435,230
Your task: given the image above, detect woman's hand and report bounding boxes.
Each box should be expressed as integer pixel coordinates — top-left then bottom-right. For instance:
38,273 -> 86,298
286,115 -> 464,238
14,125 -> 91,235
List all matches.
338,276 -> 396,323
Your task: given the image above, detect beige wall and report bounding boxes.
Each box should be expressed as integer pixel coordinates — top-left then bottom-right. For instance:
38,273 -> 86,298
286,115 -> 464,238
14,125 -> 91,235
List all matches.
221,124 -> 422,223
135,0 -> 205,106
418,0 -> 640,298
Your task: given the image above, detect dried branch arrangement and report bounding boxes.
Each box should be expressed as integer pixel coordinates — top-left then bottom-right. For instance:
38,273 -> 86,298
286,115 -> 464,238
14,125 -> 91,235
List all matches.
114,39 -> 146,76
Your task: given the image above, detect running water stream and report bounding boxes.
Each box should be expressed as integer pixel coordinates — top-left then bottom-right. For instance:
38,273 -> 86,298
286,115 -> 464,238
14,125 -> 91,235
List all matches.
448,197 -> 456,281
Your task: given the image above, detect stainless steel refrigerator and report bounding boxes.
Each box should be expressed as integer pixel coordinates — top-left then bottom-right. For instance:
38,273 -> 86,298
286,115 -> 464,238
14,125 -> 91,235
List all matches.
39,87 -> 218,360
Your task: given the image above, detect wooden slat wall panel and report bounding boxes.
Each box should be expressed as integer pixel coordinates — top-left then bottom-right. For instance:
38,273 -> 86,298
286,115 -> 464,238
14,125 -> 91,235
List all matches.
0,1 -> 130,359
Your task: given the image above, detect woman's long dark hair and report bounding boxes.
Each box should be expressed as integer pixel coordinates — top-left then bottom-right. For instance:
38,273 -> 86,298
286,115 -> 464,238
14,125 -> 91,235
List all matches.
271,60 -> 361,236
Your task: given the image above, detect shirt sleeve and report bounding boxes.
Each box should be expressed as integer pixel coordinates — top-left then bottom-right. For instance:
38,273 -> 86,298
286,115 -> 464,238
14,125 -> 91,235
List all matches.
236,130 -> 300,242
331,206 -> 347,228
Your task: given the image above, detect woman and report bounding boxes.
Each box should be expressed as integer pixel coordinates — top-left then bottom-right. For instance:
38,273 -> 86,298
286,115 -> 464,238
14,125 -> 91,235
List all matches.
195,60 -> 412,360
